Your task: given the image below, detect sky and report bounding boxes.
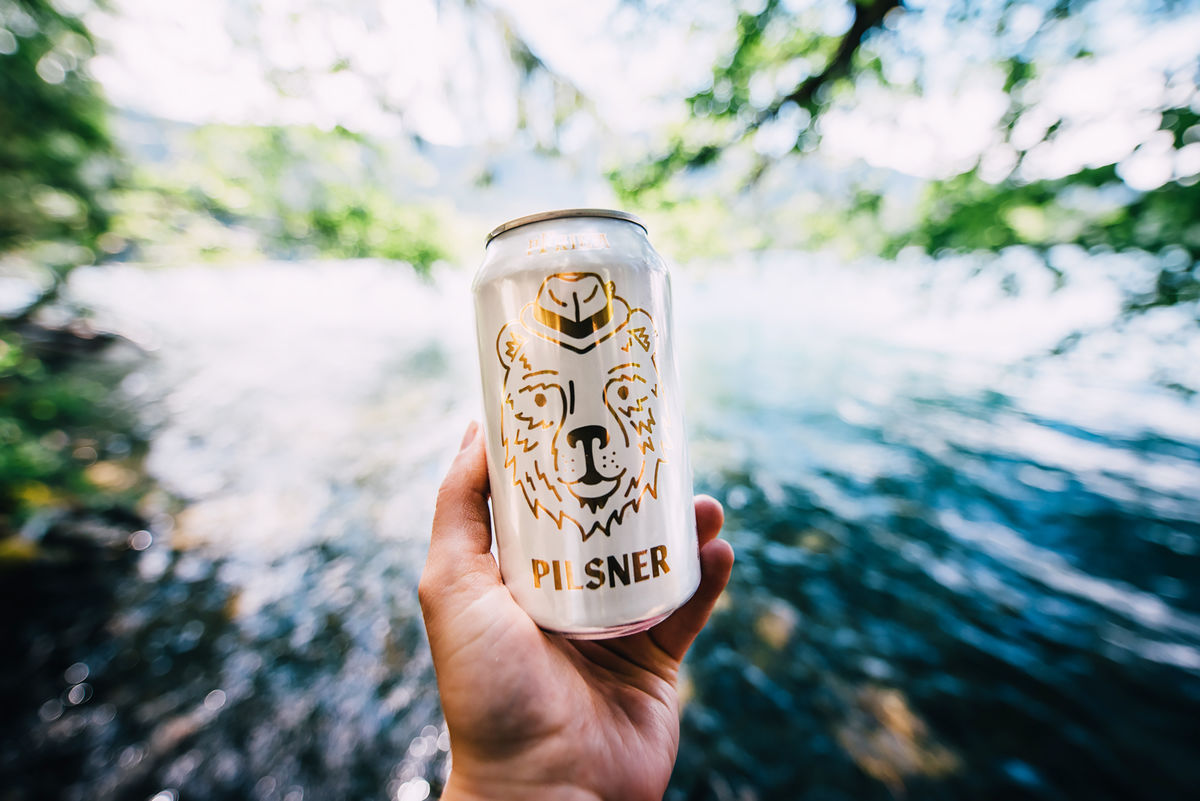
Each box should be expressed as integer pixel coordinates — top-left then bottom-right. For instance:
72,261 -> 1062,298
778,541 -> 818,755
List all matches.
85,0 -> 717,142
81,0 -> 1200,189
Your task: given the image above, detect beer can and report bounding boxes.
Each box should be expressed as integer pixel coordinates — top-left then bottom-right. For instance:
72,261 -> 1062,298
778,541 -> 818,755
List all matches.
472,208 -> 701,638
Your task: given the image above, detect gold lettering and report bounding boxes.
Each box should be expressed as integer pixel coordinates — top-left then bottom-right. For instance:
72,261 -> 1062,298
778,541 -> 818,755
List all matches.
651,545 -> 670,577
532,558 -> 550,589
564,560 -> 584,590
607,553 -> 630,587
524,230 -> 611,256
584,558 -> 604,589
632,549 -> 650,582
526,234 -> 546,255
533,546 -> 669,591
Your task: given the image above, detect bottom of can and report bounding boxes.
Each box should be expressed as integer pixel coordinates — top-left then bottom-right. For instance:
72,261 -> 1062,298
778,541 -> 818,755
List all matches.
546,608 -> 675,641
536,568 -> 703,641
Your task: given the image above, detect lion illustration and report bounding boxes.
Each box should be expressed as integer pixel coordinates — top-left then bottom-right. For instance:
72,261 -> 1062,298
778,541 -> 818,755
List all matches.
496,272 -> 664,541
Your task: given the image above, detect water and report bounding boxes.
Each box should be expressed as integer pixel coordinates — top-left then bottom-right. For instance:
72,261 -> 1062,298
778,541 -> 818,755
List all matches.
7,251 -> 1200,800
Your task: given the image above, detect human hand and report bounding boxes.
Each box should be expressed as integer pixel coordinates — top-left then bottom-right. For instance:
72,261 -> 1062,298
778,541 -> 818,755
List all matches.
419,421 -> 734,801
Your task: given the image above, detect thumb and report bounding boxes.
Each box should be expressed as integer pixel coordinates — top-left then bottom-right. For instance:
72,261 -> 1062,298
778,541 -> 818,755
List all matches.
422,422 -> 499,596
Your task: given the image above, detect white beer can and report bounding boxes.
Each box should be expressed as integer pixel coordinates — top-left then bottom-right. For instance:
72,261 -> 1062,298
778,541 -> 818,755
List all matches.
473,209 -> 701,638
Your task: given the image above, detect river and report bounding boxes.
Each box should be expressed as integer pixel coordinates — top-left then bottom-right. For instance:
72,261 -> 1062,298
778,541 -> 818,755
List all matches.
16,250 -> 1200,800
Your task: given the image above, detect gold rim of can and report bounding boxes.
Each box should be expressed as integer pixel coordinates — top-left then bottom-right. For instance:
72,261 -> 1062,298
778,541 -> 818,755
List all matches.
485,208 -> 646,246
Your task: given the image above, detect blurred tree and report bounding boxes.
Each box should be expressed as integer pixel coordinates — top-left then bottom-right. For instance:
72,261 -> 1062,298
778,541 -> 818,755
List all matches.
1,0 -> 543,532
612,0 -> 1200,311
0,0 -> 118,319
111,124 -> 448,271
219,0 -> 588,155
0,0 -> 152,537
90,0 -> 596,266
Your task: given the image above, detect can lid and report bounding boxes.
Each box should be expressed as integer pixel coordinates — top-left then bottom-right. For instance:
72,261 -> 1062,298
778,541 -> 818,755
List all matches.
485,208 -> 646,245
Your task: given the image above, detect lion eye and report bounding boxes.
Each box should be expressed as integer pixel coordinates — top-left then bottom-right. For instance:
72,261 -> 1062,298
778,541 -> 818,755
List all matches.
534,393 -> 546,407
617,386 -> 629,400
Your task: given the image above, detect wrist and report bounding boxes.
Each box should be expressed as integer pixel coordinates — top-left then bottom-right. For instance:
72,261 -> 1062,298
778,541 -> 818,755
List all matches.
441,771 -> 604,801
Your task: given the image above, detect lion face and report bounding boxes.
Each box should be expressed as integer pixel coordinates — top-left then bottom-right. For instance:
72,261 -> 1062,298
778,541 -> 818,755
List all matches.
496,273 -> 664,541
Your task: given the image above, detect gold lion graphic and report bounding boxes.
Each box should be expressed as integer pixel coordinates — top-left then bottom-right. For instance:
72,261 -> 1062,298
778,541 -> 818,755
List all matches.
496,272 -> 664,541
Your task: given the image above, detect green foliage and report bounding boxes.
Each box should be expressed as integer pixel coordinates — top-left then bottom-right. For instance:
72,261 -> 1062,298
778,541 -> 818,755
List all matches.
1,2 -> 451,543
0,328 -> 149,536
613,0 -> 901,201
109,125 -> 448,272
0,0 -> 116,267
0,1 -> 148,540
886,106 -> 1200,309
612,0 -> 1200,312
901,165 -> 1200,257
0,0 -> 120,326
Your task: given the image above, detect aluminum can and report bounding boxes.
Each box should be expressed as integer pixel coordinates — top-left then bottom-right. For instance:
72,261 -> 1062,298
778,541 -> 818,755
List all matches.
473,209 -> 701,638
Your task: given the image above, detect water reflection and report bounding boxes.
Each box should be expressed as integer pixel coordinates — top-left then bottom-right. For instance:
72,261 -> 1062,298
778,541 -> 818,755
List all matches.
672,253 -> 1200,800
5,253 -> 1199,800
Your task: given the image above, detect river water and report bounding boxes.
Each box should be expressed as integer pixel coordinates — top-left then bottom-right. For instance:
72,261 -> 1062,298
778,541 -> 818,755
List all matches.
15,250 -> 1200,800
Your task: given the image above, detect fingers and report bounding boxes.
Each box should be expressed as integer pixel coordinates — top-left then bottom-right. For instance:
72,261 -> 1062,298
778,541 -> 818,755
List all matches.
423,422 -> 499,594
649,499 -> 734,661
694,494 -> 724,548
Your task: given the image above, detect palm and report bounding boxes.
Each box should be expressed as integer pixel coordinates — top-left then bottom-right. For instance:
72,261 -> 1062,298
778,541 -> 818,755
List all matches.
433,584 -> 682,798
421,427 -> 733,801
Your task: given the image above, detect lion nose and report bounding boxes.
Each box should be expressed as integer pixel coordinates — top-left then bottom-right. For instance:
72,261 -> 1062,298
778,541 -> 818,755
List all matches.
566,425 -> 609,452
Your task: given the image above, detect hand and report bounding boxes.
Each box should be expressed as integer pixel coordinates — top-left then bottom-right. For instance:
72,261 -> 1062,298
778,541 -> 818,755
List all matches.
419,421 -> 734,801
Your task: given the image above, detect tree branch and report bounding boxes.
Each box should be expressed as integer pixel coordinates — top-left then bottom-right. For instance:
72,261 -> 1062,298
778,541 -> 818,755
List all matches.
758,0 -> 903,124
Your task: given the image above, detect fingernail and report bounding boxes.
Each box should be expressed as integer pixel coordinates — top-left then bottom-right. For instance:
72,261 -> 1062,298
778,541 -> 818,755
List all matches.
459,421 -> 479,450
